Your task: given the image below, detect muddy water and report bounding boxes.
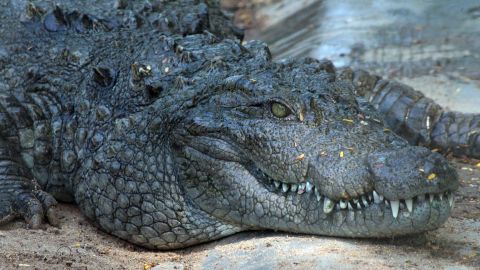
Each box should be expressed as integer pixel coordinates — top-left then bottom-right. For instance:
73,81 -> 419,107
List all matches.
247,0 -> 480,113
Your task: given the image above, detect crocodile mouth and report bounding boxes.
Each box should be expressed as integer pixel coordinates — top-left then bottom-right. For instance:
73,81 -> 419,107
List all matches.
255,168 -> 455,219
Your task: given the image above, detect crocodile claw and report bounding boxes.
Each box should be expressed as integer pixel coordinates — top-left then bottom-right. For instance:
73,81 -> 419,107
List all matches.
0,189 -> 59,229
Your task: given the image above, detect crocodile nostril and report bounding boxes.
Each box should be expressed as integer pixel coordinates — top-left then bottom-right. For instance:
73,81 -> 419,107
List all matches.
368,146 -> 458,201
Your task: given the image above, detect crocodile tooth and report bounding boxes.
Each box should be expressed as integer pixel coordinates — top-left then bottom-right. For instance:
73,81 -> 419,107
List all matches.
405,199 -> 413,212
297,183 -> 306,194
361,195 -> 369,206
429,194 -> 434,203
274,181 -> 280,189
306,181 -> 313,192
315,189 -> 321,201
448,193 -> 454,207
356,202 -> 362,209
339,200 -> 347,209
348,202 -> 354,210
290,184 -> 298,192
373,191 -> 381,204
390,200 -> 400,219
323,198 -> 334,214
439,193 -> 443,201
282,183 -> 289,193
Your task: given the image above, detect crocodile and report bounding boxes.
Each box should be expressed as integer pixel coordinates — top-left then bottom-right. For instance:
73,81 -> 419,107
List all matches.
0,0 -> 477,250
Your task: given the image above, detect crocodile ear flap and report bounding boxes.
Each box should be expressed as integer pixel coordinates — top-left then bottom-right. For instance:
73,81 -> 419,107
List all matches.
220,75 -> 256,95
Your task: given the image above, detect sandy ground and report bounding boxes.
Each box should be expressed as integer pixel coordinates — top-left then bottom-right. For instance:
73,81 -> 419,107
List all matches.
0,159 -> 478,270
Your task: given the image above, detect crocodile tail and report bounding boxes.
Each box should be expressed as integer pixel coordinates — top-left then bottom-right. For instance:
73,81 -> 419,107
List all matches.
338,68 -> 480,158
431,112 -> 480,158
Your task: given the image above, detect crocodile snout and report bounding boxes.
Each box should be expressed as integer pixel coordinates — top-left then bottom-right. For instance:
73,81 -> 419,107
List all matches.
368,146 -> 459,201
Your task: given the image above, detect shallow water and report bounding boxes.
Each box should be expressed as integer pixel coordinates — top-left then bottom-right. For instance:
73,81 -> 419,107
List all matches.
247,0 -> 480,113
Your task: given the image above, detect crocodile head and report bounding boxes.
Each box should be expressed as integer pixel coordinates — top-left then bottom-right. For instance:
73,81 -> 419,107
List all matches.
173,56 -> 458,240
78,37 -> 458,250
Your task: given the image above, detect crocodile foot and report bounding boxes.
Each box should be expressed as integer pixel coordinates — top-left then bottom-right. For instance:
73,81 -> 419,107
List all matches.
0,188 -> 59,229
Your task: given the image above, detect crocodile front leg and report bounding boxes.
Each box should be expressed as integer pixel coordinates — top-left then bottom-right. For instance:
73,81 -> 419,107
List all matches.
0,137 -> 58,227
0,91 -> 70,227
339,68 -> 480,158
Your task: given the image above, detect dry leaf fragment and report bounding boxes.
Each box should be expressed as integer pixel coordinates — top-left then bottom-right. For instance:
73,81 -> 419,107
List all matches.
342,118 -> 354,124
294,153 -> 305,161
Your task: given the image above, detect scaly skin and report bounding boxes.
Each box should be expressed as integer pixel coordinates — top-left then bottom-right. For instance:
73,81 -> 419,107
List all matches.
0,1 -> 468,250
340,68 -> 480,158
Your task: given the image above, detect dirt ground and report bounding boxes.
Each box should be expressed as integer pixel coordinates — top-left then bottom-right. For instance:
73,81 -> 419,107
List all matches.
0,158 -> 478,270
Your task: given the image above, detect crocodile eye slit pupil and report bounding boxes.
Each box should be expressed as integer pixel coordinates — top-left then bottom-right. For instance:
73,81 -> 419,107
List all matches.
271,102 -> 290,118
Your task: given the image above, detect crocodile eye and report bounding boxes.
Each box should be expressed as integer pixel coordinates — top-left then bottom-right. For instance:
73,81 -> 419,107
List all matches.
271,102 -> 291,118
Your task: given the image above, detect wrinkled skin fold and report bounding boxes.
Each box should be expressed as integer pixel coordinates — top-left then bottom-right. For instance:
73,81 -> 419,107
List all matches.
0,0 -> 470,250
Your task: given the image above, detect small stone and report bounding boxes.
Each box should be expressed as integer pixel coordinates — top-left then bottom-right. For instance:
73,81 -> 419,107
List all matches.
152,262 -> 184,270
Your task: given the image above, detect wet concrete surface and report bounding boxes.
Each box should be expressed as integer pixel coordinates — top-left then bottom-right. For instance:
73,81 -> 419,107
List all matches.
246,0 -> 480,113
